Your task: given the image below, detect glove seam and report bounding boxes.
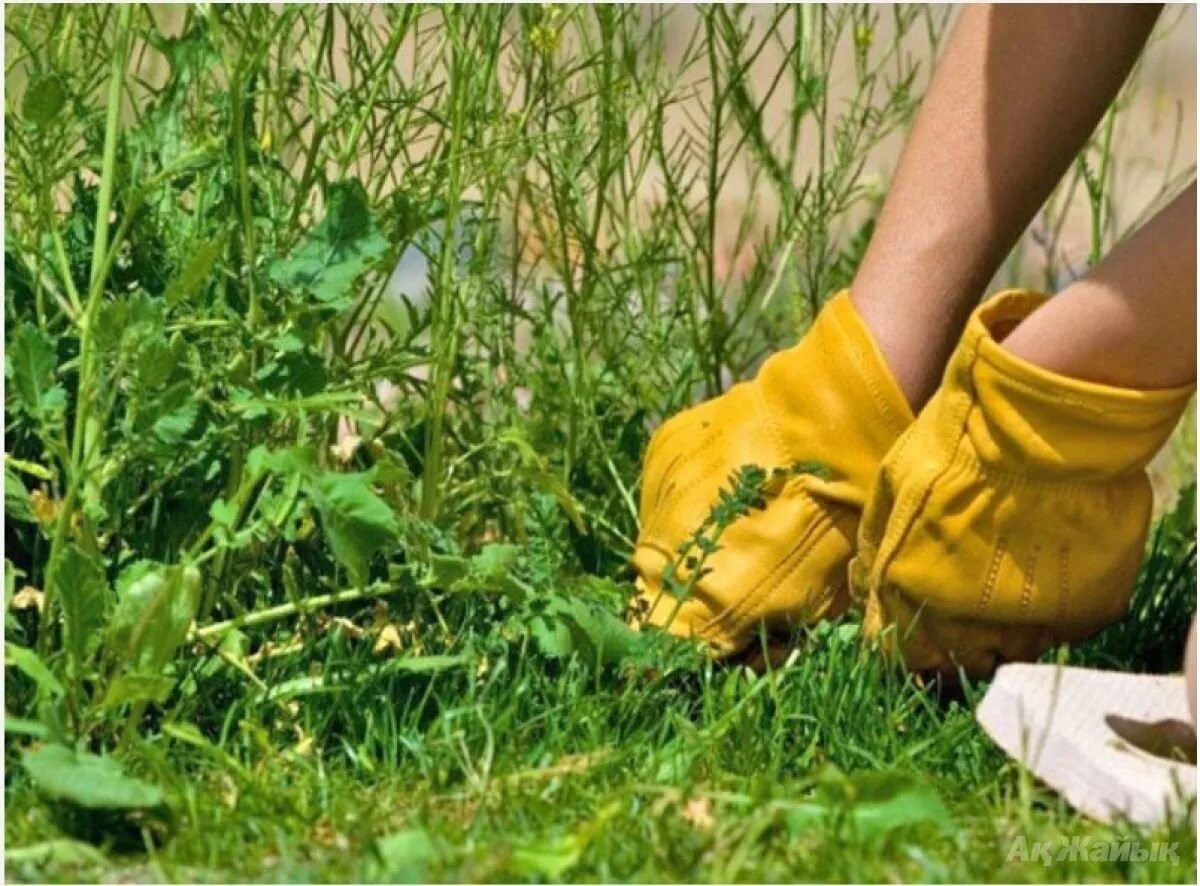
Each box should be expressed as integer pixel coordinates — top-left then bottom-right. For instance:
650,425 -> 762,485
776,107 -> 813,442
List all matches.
976,336 -> 1196,417
755,381 -> 798,472
829,299 -> 913,437
870,349 -> 980,594
653,442 -> 730,518
948,437 -> 1152,493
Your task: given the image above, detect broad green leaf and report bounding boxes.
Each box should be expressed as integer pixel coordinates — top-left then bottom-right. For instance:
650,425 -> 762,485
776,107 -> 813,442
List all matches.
8,324 -> 65,416
310,471 -> 399,585
164,233 -> 225,305
784,802 -> 831,835
22,744 -> 163,809
269,179 -> 387,308
508,803 -> 617,879
470,543 -> 520,581
529,613 -> 574,659
106,561 -> 201,672
5,468 -> 35,522
21,73 -> 67,126
5,643 -> 64,697
425,554 -> 469,588
51,545 -> 107,675
102,673 -> 177,708
5,838 -> 107,869
372,828 -> 436,883
247,444 -> 319,479
5,715 -> 51,739
845,771 -> 951,841
560,597 -> 642,666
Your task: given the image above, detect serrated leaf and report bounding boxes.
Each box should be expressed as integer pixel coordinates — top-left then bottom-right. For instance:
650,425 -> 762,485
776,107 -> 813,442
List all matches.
427,544 -> 527,598
8,324 -> 64,416
164,233 -> 225,305
269,179 -> 386,308
106,562 -> 201,672
529,596 -> 642,666
51,545 -> 107,675
5,643 -> 64,697
310,471 -> 398,585
152,400 -> 199,445
22,73 -> 67,126
22,744 -> 163,810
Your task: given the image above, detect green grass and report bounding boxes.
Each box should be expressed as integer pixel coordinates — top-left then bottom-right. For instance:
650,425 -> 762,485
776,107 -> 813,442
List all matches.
4,4 -> 1196,882
6,576 -> 1196,883
6,491 -> 1196,883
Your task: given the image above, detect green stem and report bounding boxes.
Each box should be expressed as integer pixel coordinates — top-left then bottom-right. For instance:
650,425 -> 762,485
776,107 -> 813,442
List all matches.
41,5 -> 134,660
191,581 -> 401,641
420,14 -> 467,522
74,4 -> 134,502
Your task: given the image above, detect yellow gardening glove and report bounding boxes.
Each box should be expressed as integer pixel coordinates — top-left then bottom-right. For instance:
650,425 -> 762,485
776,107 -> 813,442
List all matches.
631,291 -> 914,656
851,289 -> 1194,679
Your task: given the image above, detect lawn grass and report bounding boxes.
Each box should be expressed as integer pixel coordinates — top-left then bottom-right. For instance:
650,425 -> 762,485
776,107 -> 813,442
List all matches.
4,5 -> 1195,883
7,488 -> 1197,883
6,605 -> 1196,883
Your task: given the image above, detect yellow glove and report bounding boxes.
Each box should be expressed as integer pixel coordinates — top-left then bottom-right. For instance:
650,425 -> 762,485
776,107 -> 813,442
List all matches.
631,291 -> 914,655
851,289 -> 1194,678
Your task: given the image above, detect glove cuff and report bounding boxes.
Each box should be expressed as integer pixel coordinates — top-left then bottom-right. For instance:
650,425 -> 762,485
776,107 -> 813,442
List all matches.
759,290 -> 915,495
944,289 -> 1194,481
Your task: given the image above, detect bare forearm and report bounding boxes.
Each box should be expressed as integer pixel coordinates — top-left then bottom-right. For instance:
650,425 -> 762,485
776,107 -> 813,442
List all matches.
1003,183 -> 1196,389
851,4 -> 1162,406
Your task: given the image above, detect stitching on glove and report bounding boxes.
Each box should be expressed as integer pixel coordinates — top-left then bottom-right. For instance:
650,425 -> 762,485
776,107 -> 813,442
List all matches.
978,537 -> 1007,615
976,340 -> 1196,417
655,444 -> 729,516
650,450 -> 686,510
829,299 -> 911,436
754,375 -> 798,468
636,535 -> 680,568
1018,544 -> 1040,616
1056,543 -> 1070,629
946,436 -> 1155,496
